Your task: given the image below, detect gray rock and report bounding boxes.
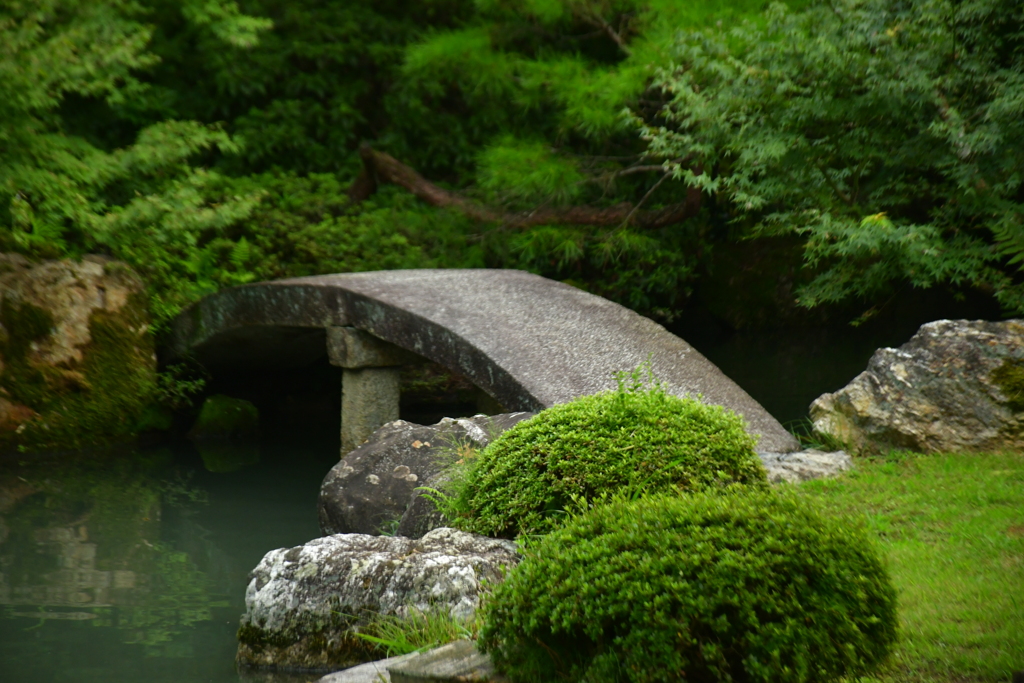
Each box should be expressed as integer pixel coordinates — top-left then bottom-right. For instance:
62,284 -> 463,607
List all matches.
315,652 -> 420,683
759,449 -> 852,484
318,413 -> 534,537
314,642 -> 502,683
387,640 -> 502,683
811,319 -> 1024,453
236,528 -> 519,672
168,269 -> 800,453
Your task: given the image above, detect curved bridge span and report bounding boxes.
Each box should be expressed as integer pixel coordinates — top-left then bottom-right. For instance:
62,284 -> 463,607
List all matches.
167,269 -> 799,454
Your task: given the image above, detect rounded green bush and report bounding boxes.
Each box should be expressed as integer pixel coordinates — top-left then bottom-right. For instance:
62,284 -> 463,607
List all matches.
480,491 -> 898,683
453,384 -> 768,538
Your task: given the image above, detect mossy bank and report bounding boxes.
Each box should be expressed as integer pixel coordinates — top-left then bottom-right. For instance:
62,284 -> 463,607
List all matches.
0,254 -> 158,452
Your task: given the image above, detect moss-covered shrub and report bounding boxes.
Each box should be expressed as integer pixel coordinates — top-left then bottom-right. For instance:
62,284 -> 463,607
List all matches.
451,375 -> 767,538
480,491 -> 898,683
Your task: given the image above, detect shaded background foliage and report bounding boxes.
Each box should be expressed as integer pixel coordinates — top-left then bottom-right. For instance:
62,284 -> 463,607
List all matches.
1,0 -> 1021,330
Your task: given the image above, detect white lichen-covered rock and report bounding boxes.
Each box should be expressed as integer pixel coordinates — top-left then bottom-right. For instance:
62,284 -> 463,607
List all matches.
811,319 -> 1024,453
759,449 -> 852,484
236,528 -> 518,672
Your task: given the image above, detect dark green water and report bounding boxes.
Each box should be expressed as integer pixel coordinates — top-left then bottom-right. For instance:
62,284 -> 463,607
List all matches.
0,436 -> 339,683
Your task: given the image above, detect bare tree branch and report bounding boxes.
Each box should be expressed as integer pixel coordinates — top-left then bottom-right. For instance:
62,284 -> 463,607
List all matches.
619,171 -> 672,228
613,165 -> 672,177
581,11 -> 632,56
350,144 -> 701,230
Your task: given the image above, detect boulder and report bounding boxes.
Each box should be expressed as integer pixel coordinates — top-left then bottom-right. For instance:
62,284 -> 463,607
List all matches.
236,527 -> 519,672
811,319 -> 1024,453
0,253 -> 155,450
313,652 -> 420,683
189,394 -> 260,441
759,449 -> 852,484
318,413 -> 534,537
386,639 -> 502,683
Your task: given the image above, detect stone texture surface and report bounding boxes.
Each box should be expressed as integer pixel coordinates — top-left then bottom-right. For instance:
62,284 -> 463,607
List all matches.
0,254 -> 152,439
759,449 -> 852,484
168,269 -> 800,453
388,640 -> 502,683
327,326 -> 422,369
236,528 -> 519,672
0,254 -> 142,368
811,319 -> 1024,453
314,652 -> 420,683
341,367 -> 402,454
319,413 -> 534,537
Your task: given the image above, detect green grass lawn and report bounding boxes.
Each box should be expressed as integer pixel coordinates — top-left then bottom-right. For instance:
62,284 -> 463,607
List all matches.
797,451 -> 1024,682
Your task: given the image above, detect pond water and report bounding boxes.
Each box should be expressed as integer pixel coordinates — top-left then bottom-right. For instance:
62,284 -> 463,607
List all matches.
0,435 -> 339,683
0,299 -> 998,682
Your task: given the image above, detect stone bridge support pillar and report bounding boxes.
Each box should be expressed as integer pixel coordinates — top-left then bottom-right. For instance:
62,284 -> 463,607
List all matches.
327,327 -> 422,456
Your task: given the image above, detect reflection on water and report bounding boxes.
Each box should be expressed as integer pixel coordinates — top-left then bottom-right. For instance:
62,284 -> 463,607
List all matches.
0,437 -> 337,683
198,441 -> 261,474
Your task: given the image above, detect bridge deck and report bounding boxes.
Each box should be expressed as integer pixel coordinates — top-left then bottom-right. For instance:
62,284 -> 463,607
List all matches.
168,269 -> 799,453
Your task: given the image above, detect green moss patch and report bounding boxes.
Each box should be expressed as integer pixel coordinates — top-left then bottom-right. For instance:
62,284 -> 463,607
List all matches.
0,293 -> 158,452
189,394 -> 259,442
989,358 -> 1024,412
237,610 -> 381,670
0,299 -> 56,409
799,451 -> 1024,682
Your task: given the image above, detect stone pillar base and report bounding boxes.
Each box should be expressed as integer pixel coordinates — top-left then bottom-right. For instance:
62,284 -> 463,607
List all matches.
341,367 -> 401,454
329,326 -> 422,456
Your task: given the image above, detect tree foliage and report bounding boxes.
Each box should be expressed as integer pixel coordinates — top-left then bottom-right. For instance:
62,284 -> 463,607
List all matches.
0,0 -> 270,321
640,0 -> 1024,316
3,0 -> 1020,330
0,0 -> 485,325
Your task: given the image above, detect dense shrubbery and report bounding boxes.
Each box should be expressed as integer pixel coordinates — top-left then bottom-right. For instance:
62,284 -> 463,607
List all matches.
4,0 -> 1021,328
641,0 -> 1024,318
480,491 -> 899,683
449,370 -> 767,538
128,173 -> 483,323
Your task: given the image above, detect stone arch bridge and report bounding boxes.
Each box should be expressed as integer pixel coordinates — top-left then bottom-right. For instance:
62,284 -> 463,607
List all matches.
166,269 -> 799,454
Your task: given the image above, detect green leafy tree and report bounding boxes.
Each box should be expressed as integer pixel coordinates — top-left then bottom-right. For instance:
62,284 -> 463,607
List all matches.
341,0 -> 800,316
639,0 -> 1024,318
137,0 -> 472,174
0,0 -> 272,321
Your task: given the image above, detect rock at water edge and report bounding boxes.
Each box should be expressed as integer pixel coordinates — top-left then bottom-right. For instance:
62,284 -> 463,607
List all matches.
236,528 -> 519,672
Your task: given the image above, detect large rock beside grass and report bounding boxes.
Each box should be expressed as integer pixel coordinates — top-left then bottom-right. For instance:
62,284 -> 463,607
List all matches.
811,319 -> 1024,453
236,528 -> 519,672
759,449 -> 852,483
0,254 -> 155,450
318,413 -> 534,537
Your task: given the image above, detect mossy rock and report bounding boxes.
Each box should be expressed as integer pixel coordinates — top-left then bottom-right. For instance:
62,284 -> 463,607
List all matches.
189,394 -> 259,442
990,358 -> 1024,412
480,491 -> 899,683
0,257 -> 158,452
196,441 -> 260,473
451,377 -> 768,538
